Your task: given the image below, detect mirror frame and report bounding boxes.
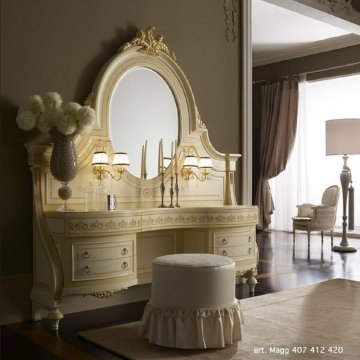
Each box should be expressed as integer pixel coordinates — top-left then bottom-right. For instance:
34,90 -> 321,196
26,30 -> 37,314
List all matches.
76,26 -> 205,167
75,26 -> 239,191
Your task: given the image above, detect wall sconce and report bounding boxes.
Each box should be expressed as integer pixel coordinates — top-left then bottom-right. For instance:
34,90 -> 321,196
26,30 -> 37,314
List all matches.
92,151 -> 130,181
182,155 -> 213,181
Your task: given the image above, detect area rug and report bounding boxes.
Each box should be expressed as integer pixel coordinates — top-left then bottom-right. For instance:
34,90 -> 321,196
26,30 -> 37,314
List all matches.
78,278 -> 360,359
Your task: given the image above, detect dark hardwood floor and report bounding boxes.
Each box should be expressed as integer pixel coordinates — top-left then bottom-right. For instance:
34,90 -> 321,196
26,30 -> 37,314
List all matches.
2,231 -> 360,359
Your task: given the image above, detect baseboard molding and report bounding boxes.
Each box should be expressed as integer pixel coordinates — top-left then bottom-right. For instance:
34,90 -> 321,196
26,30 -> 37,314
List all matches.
270,228 -> 360,239
333,228 -> 360,239
0,273 -> 33,325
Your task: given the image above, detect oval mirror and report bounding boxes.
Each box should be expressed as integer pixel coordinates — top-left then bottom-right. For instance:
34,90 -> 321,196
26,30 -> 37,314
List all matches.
109,67 -> 179,179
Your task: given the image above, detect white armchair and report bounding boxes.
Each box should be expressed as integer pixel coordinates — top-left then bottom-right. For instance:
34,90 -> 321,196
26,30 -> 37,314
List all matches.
292,185 -> 340,248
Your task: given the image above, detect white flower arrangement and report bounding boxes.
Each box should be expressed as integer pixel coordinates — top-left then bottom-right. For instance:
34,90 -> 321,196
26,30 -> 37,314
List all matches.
16,91 -> 96,136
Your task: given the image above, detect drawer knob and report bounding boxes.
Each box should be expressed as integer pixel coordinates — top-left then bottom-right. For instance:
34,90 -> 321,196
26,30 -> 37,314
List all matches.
248,236 -> 252,242
222,238 -> 227,245
122,261 -> 128,269
84,265 -> 91,273
121,248 -> 128,256
248,247 -> 252,254
83,251 -> 90,259
222,250 -> 228,256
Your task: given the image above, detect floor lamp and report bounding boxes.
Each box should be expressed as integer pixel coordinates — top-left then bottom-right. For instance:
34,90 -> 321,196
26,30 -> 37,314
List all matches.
326,118 -> 360,253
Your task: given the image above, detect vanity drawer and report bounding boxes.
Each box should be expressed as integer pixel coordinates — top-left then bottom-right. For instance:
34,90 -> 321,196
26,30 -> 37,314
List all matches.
74,241 -> 132,262
74,256 -> 132,281
216,244 -> 255,259
215,231 -> 255,247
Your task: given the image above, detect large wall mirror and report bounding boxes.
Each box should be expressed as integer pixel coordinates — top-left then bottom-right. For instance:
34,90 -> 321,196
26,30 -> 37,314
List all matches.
109,67 -> 179,179
78,25 -> 230,192
80,25 -> 199,183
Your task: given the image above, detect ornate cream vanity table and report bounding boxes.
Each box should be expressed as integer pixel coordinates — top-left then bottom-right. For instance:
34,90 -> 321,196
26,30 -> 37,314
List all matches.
27,27 -> 258,329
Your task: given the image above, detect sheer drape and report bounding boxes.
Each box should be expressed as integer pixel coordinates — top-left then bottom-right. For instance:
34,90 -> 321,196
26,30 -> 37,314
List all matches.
269,75 -> 309,231
255,77 -> 299,229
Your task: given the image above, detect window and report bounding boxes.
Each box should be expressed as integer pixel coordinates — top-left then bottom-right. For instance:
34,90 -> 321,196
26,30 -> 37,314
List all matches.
270,73 -> 360,231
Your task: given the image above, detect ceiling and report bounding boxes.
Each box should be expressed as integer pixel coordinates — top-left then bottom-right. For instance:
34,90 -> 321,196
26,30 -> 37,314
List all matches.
252,0 -> 360,66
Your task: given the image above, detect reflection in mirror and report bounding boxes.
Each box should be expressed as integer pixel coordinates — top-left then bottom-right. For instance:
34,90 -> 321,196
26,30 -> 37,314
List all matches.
109,67 -> 179,179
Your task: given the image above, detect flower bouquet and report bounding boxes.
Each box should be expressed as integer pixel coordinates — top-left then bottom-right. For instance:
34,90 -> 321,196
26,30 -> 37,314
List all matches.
17,91 -> 96,211
16,91 -> 96,135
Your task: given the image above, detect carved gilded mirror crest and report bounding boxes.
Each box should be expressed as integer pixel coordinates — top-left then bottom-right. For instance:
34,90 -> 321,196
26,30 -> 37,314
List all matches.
121,25 -> 176,61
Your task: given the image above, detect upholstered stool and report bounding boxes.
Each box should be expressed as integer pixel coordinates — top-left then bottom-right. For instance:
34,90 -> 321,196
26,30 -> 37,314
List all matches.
138,253 -> 244,349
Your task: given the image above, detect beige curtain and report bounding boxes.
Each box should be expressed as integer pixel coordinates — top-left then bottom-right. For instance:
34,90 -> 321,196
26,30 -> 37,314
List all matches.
255,77 -> 299,229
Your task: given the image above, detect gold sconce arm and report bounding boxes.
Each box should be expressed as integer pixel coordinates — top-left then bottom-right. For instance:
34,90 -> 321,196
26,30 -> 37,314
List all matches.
181,167 -> 210,181
92,165 -> 127,181
199,167 -> 211,181
92,165 -> 108,181
181,166 -> 193,181
112,165 -> 127,180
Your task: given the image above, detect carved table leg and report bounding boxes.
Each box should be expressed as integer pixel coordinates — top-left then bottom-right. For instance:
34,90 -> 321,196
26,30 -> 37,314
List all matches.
32,301 -> 47,321
47,301 -> 64,331
243,268 -> 258,293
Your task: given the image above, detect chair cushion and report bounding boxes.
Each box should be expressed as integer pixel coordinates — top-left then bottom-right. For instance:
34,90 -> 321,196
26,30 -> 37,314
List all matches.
151,254 -> 235,308
321,186 -> 339,207
293,216 -> 312,222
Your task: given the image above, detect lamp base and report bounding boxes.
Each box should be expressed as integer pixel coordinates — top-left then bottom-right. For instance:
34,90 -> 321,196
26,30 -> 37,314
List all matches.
332,245 -> 357,253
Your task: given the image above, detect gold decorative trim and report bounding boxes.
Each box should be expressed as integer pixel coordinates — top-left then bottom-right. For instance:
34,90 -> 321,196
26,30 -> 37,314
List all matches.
196,106 -> 206,129
69,211 -> 257,233
207,213 -> 258,223
142,214 -> 206,228
121,26 -> 176,61
69,218 -> 142,233
236,268 -> 258,277
143,187 -> 156,198
223,0 -> 238,43
84,288 -> 127,298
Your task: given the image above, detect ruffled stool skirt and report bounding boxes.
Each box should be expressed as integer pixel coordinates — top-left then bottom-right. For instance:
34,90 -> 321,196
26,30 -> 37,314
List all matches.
138,254 -> 244,349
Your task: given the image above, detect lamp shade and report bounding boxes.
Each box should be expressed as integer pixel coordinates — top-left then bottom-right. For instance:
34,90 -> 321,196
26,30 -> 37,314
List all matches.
183,155 -> 198,168
113,152 -> 130,166
326,119 -> 360,155
198,157 -> 213,169
92,151 -> 109,165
